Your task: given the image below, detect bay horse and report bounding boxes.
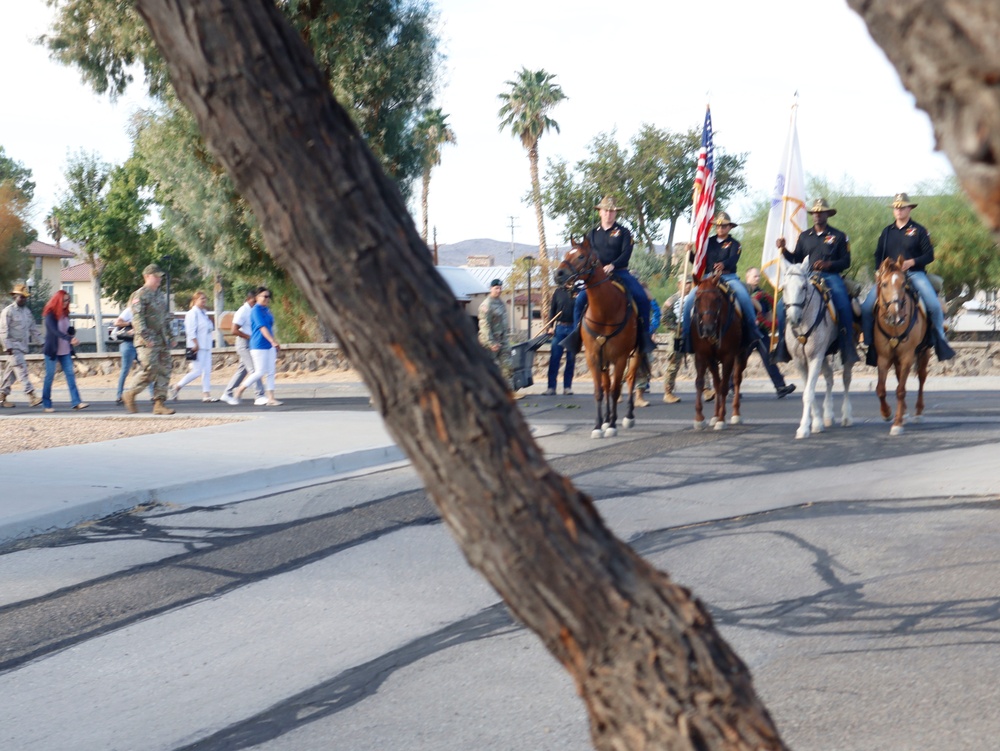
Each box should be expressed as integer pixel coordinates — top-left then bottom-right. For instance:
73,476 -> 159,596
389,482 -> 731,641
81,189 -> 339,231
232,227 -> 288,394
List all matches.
689,272 -> 747,430
553,238 -> 641,438
781,262 -> 853,439
872,257 -> 930,435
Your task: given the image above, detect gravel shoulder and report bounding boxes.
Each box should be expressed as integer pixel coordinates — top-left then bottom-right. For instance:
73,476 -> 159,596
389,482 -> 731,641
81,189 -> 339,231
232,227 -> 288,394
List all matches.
1,367 -> 361,454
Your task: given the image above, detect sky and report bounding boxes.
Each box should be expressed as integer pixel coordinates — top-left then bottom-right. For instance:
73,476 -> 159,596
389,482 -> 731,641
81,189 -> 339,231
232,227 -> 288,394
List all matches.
1,0 -> 956,250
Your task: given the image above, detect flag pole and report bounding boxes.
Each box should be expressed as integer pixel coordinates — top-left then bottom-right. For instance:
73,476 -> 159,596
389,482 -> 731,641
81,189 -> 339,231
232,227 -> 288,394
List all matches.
674,103 -> 709,344
769,94 -> 799,352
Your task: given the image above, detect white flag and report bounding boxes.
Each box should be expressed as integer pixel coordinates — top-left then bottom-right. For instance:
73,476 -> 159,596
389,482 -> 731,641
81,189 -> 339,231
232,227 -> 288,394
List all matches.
761,101 -> 806,289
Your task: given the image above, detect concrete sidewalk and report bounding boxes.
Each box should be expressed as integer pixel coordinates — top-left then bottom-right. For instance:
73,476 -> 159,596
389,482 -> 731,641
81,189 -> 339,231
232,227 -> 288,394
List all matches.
0,401 -> 405,544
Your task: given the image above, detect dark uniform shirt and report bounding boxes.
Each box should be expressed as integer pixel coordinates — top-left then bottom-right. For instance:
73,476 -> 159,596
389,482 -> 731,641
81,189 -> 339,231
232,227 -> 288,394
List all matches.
704,235 -> 741,274
782,225 -> 851,274
549,285 -> 575,324
587,222 -> 633,269
874,219 -> 934,272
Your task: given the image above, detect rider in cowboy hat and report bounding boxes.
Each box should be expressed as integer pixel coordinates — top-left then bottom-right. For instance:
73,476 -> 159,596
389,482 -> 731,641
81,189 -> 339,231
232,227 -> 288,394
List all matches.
679,211 -> 763,356
859,192 -> 955,365
776,197 -> 859,365
561,195 -> 656,357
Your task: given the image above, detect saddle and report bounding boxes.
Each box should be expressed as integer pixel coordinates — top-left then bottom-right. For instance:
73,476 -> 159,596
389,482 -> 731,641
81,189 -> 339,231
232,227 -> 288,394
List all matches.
716,278 -> 744,323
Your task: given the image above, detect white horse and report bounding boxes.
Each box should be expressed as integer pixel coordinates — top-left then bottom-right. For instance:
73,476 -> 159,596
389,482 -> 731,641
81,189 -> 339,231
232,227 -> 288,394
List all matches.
781,262 -> 853,439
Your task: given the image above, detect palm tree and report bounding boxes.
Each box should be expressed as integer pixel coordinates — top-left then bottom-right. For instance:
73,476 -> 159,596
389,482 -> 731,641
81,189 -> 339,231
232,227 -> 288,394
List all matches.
498,68 -> 566,314
414,108 -> 456,249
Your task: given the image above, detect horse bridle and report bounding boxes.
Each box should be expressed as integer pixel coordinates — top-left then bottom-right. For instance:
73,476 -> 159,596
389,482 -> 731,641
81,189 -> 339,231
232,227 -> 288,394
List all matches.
876,272 -> 919,346
785,270 -> 827,344
694,290 -> 727,344
560,247 -> 602,287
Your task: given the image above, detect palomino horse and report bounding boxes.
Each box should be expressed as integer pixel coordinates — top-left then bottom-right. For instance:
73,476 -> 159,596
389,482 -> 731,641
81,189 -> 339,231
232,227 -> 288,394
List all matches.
782,262 -> 853,439
689,272 -> 747,430
553,238 -> 641,438
872,257 -> 930,435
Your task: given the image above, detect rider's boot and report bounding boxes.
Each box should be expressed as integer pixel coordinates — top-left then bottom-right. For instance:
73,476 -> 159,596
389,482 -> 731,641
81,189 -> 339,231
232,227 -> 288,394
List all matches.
559,323 -> 582,356
935,336 -> 956,362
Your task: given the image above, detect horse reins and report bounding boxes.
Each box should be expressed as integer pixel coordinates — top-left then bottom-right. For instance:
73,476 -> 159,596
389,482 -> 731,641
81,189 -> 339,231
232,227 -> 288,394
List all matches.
876,281 -> 920,348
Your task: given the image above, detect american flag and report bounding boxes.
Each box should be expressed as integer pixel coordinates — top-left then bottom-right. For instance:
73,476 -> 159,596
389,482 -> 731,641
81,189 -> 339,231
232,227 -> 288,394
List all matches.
691,107 -> 716,281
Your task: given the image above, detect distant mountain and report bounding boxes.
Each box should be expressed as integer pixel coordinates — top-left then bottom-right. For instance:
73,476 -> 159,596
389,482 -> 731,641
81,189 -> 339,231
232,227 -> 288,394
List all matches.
436,238 -> 571,267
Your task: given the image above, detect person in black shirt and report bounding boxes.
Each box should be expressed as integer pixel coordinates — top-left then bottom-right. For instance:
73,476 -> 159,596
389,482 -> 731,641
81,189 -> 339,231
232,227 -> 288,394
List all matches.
561,195 -> 655,356
543,281 -> 578,395
680,212 -> 760,352
776,197 -> 859,365
860,192 -> 955,365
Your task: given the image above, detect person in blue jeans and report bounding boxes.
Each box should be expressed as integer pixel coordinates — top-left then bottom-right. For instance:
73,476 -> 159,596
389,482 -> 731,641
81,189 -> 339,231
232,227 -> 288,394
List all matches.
860,192 -> 955,365
776,198 -> 859,365
560,195 -> 655,356
41,289 -> 88,412
111,308 -> 153,404
680,212 -> 761,353
544,282 -> 577,395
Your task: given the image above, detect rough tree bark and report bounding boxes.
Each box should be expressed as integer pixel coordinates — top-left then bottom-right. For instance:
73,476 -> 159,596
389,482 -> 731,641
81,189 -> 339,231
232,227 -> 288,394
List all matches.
132,1 -> 787,748
847,0 -> 1000,241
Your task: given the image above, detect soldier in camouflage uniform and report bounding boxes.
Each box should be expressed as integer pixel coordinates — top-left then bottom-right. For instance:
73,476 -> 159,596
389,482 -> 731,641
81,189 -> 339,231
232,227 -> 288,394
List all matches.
478,278 -> 512,385
0,283 -> 43,408
122,264 -> 176,415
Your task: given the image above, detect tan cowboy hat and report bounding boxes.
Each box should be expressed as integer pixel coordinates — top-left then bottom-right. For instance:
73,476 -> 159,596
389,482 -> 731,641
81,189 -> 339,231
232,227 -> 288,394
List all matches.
807,197 -> 837,216
891,192 -> 918,209
713,211 -> 738,228
10,283 -> 30,297
595,195 -> 623,211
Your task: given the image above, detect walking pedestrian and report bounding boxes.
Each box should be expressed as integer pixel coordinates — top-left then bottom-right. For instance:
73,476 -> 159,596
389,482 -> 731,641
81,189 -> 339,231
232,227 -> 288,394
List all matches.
170,291 -> 217,402
122,264 -> 176,415
0,283 -> 43,408
543,281 -> 576,396
40,289 -> 88,412
233,287 -> 282,406
221,287 -> 266,405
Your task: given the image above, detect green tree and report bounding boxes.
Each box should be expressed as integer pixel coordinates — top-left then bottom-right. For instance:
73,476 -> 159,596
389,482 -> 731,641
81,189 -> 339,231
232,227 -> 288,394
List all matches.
414,108 -> 456,247
498,67 -> 567,313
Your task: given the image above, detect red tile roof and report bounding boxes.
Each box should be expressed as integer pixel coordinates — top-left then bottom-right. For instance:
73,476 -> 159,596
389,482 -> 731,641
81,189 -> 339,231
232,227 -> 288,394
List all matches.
25,240 -> 75,259
61,262 -> 94,282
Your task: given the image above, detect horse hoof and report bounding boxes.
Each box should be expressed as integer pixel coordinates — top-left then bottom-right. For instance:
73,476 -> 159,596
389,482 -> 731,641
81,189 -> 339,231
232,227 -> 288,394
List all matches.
591,429 -> 604,439
890,425 -> 904,436
812,422 -> 825,434
796,429 -> 809,439
729,415 -> 742,425
604,427 -> 618,438
713,421 -> 726,431
823,417 -> 833,428
708,416 -> 719,427
842,418 -> 853,428
693,420 -> 706,431
622,417 -> 635,429
911,414 -> 924,424
601,422 -> 611,431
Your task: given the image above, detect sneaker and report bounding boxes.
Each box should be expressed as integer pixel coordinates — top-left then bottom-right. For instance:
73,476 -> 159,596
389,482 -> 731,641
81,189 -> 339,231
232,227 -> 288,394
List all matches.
542,388 -> 556,396
44,407 -> 55,413
563,388 -> 573,395
221,393 -> 240,406
115,396 -> 123,405
265,399 -> 284,407
254,396 -> 269,406
73,402 -> 90,410
776,384 -> 796,399
202,396 -> 219,403
168,386 -> 180,401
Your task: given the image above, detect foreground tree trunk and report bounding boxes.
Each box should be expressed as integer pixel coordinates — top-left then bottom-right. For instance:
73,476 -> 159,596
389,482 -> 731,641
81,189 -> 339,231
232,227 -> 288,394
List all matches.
847,0 -> 1000,241
133,1 -> 786,748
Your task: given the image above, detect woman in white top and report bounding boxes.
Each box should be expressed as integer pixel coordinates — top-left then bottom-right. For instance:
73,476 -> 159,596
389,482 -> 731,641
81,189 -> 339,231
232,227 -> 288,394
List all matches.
170,291 -> 216,402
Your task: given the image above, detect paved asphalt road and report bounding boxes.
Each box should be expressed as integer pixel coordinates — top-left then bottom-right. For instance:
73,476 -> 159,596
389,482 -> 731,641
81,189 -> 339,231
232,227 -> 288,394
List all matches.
2,384 -> 999,750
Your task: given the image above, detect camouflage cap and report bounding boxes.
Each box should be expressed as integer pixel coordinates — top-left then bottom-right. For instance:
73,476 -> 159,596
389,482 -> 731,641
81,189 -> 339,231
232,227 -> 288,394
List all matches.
143,263 -> 165,277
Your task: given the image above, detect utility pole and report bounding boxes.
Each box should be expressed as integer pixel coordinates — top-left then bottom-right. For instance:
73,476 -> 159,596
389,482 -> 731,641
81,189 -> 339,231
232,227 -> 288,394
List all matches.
432,226 -> 439,266
507,215 -> 518,335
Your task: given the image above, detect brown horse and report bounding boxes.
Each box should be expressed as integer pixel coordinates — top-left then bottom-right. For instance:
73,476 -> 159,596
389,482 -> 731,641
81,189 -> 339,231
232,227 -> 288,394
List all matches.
689,273 -> 747,430
553,238 -> 641,438
872,257 -> 930,435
